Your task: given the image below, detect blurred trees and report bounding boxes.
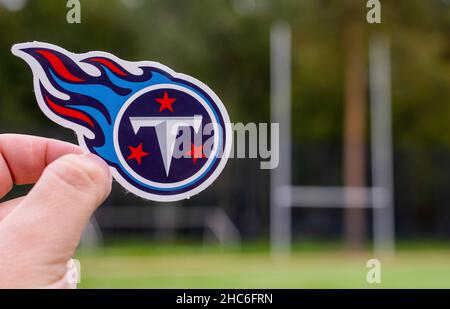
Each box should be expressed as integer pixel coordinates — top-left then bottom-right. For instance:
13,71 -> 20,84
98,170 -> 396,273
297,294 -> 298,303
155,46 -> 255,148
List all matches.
1,0 -> 449,146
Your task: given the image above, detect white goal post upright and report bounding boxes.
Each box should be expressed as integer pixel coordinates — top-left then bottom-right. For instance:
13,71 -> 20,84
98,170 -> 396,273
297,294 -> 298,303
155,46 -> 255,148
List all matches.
369,34 -> 395,255
270,22 -> 395,257
270,21 -> 293,258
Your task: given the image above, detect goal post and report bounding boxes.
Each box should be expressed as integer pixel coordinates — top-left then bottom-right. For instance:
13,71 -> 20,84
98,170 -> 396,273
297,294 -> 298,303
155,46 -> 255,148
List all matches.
270,23 -> 395,257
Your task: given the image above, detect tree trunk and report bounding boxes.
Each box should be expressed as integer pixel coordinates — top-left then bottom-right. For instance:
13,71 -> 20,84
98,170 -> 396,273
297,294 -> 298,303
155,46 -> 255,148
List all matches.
343,2 -> 367,249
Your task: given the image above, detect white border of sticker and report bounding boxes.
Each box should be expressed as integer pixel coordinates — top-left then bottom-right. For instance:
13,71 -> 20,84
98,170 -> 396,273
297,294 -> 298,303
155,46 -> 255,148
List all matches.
11,41 -> 232,202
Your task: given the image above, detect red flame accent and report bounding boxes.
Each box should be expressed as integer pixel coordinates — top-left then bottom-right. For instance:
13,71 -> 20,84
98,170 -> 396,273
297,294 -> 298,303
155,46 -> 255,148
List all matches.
36,50 -> 85,82
45,96 -> 94,128
88,57 -> 127,76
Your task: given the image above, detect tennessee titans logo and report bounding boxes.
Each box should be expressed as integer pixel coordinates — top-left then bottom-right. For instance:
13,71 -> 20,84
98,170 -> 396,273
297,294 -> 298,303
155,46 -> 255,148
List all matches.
12,42 -> 231,201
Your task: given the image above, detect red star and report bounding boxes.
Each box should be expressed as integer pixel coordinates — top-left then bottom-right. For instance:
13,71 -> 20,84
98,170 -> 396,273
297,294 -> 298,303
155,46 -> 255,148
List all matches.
127,143 -> 149,165
185,143 -> 206,164
155,91 -> 176,112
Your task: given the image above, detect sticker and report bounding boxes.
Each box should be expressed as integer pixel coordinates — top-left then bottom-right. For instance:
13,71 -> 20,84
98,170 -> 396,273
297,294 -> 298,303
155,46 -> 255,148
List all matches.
12,42 -> 232,202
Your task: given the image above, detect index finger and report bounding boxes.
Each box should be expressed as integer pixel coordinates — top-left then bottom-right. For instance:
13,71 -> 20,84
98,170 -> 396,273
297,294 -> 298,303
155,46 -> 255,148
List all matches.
0,134 -> 83,199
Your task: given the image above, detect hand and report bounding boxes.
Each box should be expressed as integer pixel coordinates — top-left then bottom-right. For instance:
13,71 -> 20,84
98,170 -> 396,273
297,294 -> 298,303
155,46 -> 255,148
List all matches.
0,134 -> 112,288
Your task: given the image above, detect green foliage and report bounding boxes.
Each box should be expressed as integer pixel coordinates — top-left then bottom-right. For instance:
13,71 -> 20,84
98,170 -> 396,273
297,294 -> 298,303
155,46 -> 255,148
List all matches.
0,0 -> 449,148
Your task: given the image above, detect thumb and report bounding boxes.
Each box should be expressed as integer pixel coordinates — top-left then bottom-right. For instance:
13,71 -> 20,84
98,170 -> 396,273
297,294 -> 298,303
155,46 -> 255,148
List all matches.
0,153 -> 111,288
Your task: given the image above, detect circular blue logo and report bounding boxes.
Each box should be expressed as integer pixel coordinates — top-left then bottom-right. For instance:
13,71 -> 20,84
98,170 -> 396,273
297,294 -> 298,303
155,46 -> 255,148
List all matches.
114,83 -> 231,201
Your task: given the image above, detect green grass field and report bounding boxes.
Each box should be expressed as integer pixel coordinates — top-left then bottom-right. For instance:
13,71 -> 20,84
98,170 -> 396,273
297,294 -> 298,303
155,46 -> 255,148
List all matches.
76,241 -> 450,288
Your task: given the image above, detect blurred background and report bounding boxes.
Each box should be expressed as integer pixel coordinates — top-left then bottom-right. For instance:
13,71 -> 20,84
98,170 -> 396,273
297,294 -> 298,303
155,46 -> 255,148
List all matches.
1,0 -> 450,288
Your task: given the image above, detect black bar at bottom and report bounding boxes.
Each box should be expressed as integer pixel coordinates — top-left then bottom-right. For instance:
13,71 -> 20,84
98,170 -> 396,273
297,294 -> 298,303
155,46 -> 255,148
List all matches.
0,289 -> 448,306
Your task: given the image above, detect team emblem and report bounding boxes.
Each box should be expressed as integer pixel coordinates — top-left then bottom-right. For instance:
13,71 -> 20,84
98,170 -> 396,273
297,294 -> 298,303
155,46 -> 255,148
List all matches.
12,42 -> 231,201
